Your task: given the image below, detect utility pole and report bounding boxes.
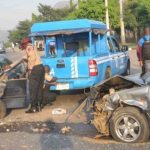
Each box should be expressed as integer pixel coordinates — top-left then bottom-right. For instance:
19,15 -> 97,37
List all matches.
119,0 -> 126,44
105,0 -> 110,35
70,0 -> 73,8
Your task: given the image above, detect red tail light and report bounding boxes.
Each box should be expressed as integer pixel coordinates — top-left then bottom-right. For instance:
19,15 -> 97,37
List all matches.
88,60 -> 98,76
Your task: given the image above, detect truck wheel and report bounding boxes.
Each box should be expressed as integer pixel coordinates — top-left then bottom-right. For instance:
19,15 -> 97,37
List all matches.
105,68 -> 111,79
110,107 -> 150,143
125,61 -> 130,75
0,101 -> 6,119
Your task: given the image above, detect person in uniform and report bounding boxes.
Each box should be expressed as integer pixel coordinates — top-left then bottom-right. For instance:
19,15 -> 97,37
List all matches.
137,27 -> 150,79
21,38 -> 45,113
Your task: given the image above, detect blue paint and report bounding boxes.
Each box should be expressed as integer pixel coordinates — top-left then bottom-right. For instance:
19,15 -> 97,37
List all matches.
31,19 -> 130,90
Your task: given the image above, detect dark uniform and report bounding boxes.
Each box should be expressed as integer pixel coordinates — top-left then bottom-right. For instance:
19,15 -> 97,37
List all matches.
29,64 -> 45,110
21,38 -> 45,113
137,35 -> 150,78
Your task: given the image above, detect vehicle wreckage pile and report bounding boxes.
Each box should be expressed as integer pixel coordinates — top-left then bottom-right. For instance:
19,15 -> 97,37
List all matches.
92,88 -> 116,136
90,75 -> 150,143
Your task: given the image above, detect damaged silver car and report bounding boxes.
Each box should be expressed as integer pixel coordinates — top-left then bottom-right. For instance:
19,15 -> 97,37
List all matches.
90,74 -> 150,143
0,58 -> 56,119
0,59 -> 28,119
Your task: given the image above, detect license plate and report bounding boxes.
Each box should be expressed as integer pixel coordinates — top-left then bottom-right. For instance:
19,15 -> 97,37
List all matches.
56,83 -> 69,90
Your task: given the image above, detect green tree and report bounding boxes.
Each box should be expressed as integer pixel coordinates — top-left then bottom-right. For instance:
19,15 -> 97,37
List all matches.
108,0 -> 120,29
8,19 -> 32,43
124,0 -> 150,38
8,3 -> 75,44
34,3 -> 75,22
67,0 -> 120,29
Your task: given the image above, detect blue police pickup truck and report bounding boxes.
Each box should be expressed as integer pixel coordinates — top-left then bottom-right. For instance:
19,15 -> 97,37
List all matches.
30,19 -> 130,90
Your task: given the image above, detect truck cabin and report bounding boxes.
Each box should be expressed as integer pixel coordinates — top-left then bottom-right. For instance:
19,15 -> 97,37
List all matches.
30,19 -> 107,58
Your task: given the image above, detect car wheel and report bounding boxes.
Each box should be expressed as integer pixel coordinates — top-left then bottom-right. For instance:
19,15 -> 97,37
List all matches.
110,107 -> 150,143
105,67 -> 111,79
0,100 -> 7,119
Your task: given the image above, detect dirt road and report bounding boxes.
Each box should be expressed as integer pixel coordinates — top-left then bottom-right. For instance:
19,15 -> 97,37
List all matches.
0,50 -> 149,150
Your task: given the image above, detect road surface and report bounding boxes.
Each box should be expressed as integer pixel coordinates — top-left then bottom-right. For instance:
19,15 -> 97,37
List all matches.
0,49 -> 149,150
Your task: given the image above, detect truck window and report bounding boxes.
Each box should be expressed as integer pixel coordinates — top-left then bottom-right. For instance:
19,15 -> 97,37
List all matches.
79,40 -> 88,51
49,41 -> 56,56
107,38 -> 114,52
111,38 -> 120,52
64,39 -> 88,57
64,42 -> 79,56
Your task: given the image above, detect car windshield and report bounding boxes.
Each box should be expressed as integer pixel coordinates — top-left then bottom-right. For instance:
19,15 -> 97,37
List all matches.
0,55 -> 12,75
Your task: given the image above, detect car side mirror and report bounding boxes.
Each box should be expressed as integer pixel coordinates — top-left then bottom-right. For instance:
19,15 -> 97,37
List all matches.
122,45 -> 128,51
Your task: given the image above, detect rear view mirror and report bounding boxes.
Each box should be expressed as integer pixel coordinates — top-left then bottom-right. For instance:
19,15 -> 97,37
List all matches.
122,45 -> 128,51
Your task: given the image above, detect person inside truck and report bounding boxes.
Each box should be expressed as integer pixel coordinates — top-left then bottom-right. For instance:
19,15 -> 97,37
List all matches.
49,41 -> 56,56
137,26 -> 150,79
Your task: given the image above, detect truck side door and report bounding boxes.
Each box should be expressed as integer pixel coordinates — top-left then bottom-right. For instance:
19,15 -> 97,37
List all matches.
111,37 -> 126,74
107,37 -> 118,75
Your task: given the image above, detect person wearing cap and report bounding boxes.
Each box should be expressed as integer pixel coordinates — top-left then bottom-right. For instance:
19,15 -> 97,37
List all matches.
21,38 -> 45,113
137,27 -> 150,78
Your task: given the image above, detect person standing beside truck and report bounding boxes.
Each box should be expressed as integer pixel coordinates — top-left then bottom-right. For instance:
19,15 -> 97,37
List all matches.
21,38 -> 45,113
137,27 -> 150,77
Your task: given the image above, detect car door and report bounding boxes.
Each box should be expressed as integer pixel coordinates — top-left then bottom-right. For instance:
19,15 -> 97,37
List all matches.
2,61 -> 28,108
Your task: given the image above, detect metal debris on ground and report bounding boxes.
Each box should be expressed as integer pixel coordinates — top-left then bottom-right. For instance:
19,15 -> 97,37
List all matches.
60,126 -> 71,134
94,134 -> 104,139
31,128 -> 39,133
52,108 -> 67,115
31,127 -> 50,133
6,128 -> 10,132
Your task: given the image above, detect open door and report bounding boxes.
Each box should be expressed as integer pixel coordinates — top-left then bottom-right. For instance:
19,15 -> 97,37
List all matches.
2,60 -> 28,108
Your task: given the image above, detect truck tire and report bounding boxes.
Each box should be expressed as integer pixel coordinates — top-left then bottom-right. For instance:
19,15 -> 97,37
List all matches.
110,107 -> 150,143
0,101 -> 6,119
105,68 -> 111,79
124,61 -> 130,75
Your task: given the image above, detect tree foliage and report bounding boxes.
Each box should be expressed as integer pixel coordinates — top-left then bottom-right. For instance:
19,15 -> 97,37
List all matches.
8,0 -> 150,44
8,19 -> 32,43
67,0 -> 120,29
124,0 -> 150,31
8,3 -> 75,43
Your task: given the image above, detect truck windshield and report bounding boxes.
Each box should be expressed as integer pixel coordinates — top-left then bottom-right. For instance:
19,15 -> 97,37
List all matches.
61,32 -> 89,57
64,39 -> 88,57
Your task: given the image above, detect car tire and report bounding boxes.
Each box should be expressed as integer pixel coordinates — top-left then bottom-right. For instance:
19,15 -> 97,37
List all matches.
110,107 -> 150,143
105,67 -> 111,79
0,100 -> 7,119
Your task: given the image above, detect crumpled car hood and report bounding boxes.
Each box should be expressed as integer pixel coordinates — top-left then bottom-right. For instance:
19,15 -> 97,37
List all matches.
114,86 -> 150,110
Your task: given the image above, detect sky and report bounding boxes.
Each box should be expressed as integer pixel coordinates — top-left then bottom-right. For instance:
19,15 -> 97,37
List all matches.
0,0 -> 65,30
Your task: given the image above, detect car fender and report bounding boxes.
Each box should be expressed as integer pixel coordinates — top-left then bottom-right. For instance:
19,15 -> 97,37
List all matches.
121,99 -> 148,110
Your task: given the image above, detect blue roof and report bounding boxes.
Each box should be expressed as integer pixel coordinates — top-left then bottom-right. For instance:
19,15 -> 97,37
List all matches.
30,19 -> 106,36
